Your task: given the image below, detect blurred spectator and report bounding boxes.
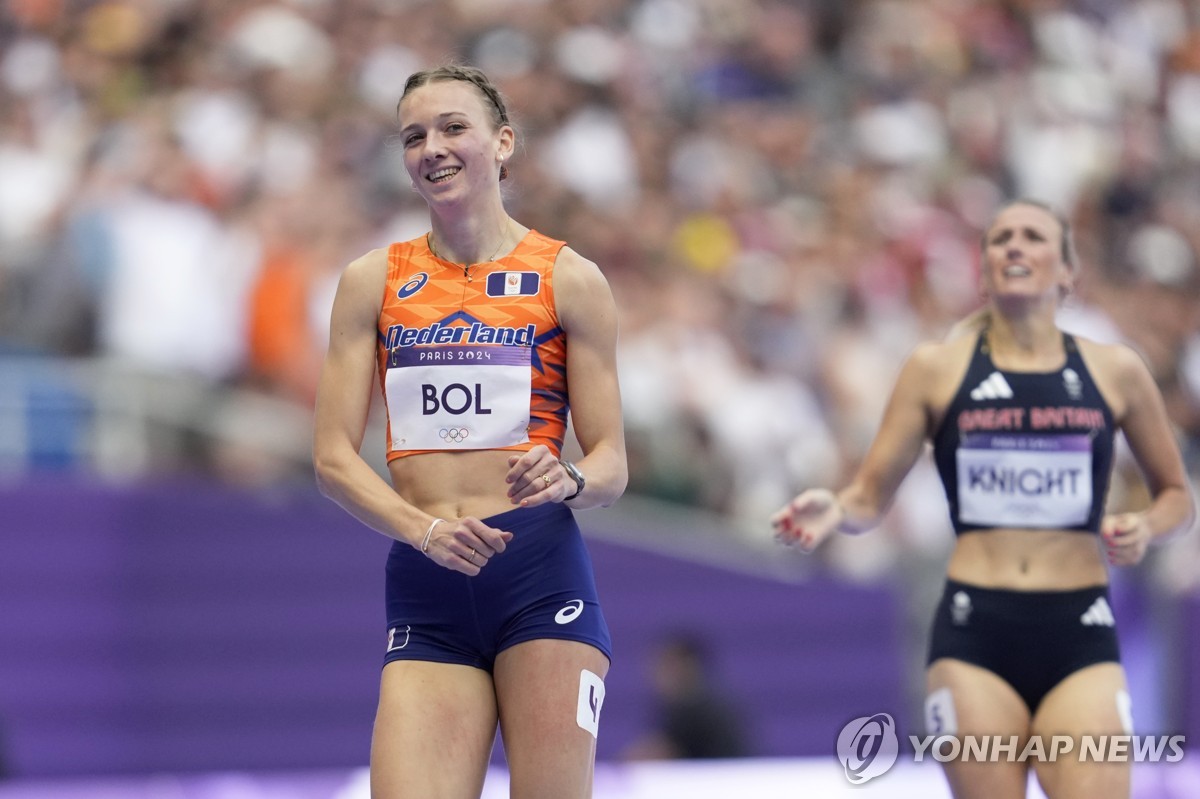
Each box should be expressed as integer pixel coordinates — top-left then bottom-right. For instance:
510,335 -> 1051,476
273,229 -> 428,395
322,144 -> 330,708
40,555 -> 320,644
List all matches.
0,0 -> 1195,552
623,632 -> 751,760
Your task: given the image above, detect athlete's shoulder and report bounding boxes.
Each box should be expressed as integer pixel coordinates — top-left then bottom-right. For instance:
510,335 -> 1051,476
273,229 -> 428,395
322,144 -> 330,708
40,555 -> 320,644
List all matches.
327,248 -> 390,327
1073,334 -> 1135,367
943,307 -> 991,343
382,234 -> 436,268
892,335 -> 976,414
1071,334 -> 1162,423
908,334 -> 975,378
549,244 -> 615,335
342,247 -> 389,284
553,244 -> 608,289
1074,335 -> 1154,389
523,228 -> 567,254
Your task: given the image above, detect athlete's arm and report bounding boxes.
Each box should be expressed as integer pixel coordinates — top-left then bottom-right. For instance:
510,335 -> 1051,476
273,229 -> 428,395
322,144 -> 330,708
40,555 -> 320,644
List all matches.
313,249 -> 513,569
1092,342 -> 1195,565
552,246 -> 628,509
773,342 -> 942,550
313,249 -> 431,545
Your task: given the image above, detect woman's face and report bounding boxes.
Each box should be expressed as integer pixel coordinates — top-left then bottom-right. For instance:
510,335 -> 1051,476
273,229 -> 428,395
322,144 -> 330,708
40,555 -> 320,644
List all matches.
981,204 -> 1073,305
397,80 -> 512,206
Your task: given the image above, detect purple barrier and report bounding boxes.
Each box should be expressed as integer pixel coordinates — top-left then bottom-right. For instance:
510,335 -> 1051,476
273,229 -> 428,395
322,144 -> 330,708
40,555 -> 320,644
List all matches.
591,541 -> 906,758
0,480 -> 906,777
1186,595 -> 1200,746
0,479 -> 389,776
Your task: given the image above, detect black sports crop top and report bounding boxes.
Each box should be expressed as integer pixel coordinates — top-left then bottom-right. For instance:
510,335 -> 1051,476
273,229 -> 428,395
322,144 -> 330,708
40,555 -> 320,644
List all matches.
932,332 -> 1115,534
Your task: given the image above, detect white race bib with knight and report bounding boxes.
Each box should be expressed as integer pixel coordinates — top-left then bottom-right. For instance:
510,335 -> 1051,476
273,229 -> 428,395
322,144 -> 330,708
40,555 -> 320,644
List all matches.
386,343 -> 532,450
957,433 -> 1093,527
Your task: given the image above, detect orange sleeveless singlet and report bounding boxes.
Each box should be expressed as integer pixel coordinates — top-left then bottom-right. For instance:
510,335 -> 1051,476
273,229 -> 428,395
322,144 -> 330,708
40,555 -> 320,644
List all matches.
375,230 -> 569,461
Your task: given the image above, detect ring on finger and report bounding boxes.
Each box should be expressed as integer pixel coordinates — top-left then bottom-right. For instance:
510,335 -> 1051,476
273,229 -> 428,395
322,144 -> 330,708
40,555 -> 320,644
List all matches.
541,473 -> 551,487
469,547 -> 477,561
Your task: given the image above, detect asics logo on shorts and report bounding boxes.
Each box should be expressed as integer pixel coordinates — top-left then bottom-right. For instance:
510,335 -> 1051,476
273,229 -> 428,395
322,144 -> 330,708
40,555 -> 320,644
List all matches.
555,599 -> 584,625
1080,597 -> 1115,627
439,427 -> 469,443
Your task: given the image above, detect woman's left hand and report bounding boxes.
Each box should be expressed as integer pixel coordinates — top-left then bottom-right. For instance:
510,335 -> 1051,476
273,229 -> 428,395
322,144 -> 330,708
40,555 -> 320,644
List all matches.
1101,512 -> 1151,567
506,444 -> 571,507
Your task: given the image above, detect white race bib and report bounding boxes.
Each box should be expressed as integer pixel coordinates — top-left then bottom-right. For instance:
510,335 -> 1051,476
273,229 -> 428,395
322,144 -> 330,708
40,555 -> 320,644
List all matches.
957,433 -> 1093,527
385,345 -> 532,451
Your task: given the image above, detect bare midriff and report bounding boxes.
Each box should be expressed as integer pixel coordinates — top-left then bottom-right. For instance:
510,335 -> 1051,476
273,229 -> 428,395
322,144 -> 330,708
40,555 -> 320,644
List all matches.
947,528 -> 1109,590
389,448 -> 533,521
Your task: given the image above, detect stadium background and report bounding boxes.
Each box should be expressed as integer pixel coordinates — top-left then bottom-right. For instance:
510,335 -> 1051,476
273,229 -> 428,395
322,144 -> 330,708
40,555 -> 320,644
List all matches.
1,0 -> 1199,796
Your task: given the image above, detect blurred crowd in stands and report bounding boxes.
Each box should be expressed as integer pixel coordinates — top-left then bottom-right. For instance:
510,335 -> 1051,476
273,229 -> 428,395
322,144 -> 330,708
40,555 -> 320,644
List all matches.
1,0 -> 1198,584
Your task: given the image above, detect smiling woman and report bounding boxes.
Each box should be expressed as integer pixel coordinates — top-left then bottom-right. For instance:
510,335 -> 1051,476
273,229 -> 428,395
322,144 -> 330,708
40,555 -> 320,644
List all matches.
772,200 -> 1195,799
312,64 -> 628,799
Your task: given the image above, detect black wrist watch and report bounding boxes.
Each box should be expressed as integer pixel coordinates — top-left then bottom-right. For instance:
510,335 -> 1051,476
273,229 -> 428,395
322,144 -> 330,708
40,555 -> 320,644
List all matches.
560,460 -> 585,501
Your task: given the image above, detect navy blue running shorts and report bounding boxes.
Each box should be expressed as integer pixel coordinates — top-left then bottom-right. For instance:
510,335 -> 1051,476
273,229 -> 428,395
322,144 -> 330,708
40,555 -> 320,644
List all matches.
383,502 -> 612,671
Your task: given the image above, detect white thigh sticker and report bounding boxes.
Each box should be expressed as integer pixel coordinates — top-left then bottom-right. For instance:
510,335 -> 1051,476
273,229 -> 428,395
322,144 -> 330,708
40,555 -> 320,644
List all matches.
925,687 -> 958,736
1116,689 -> 1133,734
576,669 -> 605,739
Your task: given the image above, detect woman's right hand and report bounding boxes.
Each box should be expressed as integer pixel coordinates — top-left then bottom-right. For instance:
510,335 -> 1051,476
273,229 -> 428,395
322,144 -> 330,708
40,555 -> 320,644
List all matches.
771,488 -> 844,553
421,517 -> 514,575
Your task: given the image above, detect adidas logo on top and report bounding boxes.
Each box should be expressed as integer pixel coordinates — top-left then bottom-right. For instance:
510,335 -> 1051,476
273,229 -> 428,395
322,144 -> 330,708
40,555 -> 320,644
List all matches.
970,372 -> 1014,401
1080,597 -> 1115,627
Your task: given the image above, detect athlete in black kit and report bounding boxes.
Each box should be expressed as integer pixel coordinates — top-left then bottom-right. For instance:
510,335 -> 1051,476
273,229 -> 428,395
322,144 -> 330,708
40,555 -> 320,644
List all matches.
773,200 -> 1194,799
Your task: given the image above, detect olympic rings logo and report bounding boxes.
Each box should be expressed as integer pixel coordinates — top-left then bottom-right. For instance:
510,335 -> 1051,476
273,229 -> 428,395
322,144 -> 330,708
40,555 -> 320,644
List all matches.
439,428 -> 469,443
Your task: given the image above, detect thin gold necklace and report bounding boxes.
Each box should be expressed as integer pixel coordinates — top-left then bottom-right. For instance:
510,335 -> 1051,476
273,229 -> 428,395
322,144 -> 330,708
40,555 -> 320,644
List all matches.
427,231 -> 509,282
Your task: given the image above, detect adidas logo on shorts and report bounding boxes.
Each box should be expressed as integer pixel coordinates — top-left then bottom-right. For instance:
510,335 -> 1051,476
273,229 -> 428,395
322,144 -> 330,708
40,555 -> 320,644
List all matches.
1080,597 -> 1115,627
970,372 -> 1014,401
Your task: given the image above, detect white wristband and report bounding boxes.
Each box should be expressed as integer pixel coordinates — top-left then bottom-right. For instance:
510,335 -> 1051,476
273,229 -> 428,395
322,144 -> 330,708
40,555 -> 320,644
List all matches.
421,518 -> 444,553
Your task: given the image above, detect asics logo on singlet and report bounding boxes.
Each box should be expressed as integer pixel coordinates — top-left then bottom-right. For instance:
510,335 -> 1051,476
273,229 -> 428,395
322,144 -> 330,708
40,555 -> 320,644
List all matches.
397,273 -> 429,299
1080,597 -> 1115,627
970,372 -> 1014,401
383,322 -> 536,349
439,427 -> 469,443
555,599 -> 584,625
